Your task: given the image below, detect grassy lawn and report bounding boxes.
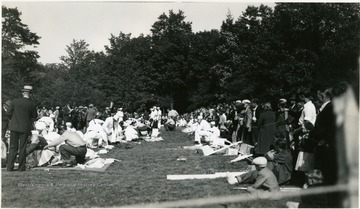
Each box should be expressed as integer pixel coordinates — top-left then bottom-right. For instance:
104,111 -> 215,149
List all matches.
1,127 -> 299,208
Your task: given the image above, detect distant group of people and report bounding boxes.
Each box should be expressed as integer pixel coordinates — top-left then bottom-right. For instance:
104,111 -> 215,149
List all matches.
1,85 -> 181,169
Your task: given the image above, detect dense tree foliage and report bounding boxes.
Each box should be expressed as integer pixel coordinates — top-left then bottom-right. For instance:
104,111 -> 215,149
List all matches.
2,6 -> 41,101
2,4 -> 359,112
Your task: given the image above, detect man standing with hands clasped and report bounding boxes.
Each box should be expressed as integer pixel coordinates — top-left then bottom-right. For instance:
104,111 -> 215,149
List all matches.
7,85 -> 38,171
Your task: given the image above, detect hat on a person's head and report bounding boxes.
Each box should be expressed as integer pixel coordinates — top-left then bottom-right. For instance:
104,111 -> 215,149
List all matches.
79,106 -> 83,109
252,157 -> 267,167
210,121 -> 216,125
65,122 -> 72,126
22,85 -> 33,92
242,99 -> 251,104
35,121 -> 47,131
89,104 -> 94,108
235,100 -> 242,104
56,106 -> 60,109
279,98 -> 287,104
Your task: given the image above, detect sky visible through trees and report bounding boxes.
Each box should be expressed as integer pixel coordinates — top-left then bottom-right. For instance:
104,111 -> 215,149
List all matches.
2,3 -> 359,113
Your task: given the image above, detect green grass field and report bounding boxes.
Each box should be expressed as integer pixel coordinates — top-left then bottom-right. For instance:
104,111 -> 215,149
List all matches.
1,127 -> 299,208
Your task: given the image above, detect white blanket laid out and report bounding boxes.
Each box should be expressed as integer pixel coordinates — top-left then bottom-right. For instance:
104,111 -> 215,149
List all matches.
77,158 -> 118,169
143,136 -> 164,142
167,171 -> 247,180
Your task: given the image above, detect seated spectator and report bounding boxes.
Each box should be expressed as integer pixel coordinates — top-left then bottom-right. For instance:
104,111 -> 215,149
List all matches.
164,117 -> 176,131
44,126 -> 87,167
177,117 -> 187,127
227,157 -> 280,199
136,119 -> 151,136
203,121 -> 221,144
266,136 -> 293,185
194,115 -> 211,144
124,121 -> 139,141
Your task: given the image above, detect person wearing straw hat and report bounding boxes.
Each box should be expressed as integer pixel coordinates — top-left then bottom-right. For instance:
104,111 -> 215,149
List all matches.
6,85 -> 38,171
227,156 -> 279,199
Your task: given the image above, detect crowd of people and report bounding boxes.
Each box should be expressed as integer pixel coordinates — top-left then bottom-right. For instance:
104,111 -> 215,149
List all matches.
1,82 -> 350,207
1,86 -> 180,169
177,82 -> 348,207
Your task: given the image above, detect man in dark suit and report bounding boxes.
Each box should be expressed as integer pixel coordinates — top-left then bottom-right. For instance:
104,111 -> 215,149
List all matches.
310,87 -> 340,207
251,98 -> 262,146
6,85 -> 38,171
84,104 -> 96,129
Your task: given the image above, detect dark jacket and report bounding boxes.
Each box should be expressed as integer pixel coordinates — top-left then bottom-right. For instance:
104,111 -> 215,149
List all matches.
8,97 -> 37,133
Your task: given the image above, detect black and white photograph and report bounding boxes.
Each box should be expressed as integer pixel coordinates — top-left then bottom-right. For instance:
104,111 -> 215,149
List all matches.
1,0 -> 359,208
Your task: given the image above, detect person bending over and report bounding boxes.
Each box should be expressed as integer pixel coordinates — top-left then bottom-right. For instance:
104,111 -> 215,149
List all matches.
227,157 -> 280,199
164,117 -> 176,131
44,126 -> 87,167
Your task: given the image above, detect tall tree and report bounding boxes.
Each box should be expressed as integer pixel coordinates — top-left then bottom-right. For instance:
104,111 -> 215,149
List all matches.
149,10 -> 193,111
2,6 -> 40,101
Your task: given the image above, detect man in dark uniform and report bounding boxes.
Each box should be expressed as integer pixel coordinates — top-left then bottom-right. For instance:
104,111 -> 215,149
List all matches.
7,85 -> 38,171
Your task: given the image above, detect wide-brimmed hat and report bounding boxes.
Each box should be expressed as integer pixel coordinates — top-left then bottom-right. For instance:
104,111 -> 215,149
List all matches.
22,85 -> 33,92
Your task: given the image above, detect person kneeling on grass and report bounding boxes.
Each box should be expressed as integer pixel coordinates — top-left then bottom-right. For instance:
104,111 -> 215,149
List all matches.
44,126 -> 87,167
164,117 -> 176,131
227,157 -> 280,199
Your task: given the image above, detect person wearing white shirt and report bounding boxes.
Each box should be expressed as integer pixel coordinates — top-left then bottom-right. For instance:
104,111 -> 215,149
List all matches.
115,108 -> 124,122
84,119 -> 108,148
194,115 -> 211,144
102,114 -> 122,144
205,121 -> 221,144
156,107 -> 162,127
124,121 -> 139,141
38,116 -> 55,132
298,92 -> 317,132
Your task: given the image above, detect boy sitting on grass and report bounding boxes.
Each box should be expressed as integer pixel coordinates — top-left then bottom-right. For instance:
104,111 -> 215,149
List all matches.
227,157 -> 280,199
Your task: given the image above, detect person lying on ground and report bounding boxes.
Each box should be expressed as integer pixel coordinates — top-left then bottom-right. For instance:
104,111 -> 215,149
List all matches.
227,156 -> 280,199
44,125 -> 87,167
